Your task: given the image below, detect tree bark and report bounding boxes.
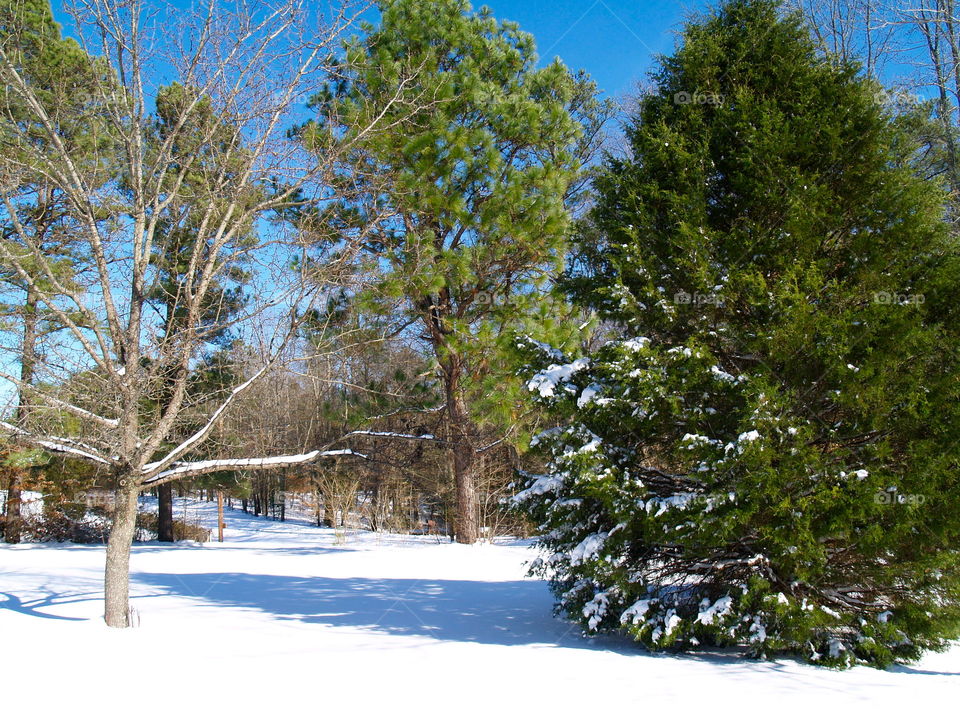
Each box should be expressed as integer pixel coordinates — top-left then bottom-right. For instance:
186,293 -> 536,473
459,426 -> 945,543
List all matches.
5,288 -> 39,544
217,490 -> 224,542
370,481 -> 381,532
323,496 -> 336,528
157,482 -> 174,542
104,477 -> 140,628
446,371 -> 477,544
4,470 -> 24,544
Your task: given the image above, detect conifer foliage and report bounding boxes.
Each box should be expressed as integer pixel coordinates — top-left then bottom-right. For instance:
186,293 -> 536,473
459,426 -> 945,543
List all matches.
514,0 -> 960,667
303,0 -> 607,543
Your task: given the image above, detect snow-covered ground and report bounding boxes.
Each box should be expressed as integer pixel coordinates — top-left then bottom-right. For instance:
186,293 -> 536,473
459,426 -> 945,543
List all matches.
2,499 -> 957,718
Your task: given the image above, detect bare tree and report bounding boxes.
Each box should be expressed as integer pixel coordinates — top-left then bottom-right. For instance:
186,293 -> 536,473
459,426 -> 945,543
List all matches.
0,0 -> 414,627
791,0 -> 897,75
894,1 -> 960,198
794,2 -> 960,209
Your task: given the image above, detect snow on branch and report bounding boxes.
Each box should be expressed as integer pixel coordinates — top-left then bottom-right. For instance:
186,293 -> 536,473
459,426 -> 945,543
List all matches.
365,403 -> 446,421
346,430 -> 441,442
0,421 -> 114,466
142,448 -> 368,485
141,364 -> 272,475
0,371 -> 121,428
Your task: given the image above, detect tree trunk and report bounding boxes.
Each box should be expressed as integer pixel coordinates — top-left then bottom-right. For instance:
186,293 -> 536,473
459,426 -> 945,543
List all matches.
217,490 -> 224,542
323,497 -> 336,528
446,372 -> 477,545
453,444 -> 478,543
157,482 -> 174,542
4,470 -> 24,544
104,477 -> 140,628
6,288 -> 39,545
370,482 -> 381,532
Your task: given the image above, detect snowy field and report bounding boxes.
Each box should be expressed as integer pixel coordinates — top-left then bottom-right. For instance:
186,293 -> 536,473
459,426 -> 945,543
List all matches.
2,499 -> 957,719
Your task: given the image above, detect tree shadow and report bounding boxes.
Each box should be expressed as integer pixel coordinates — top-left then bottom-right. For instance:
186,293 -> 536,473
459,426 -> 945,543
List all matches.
887,663 -> 960,677
132,571 -> 960,674
0,542 -> 359,555
0,589 -> 100,621
133,571 -> 637,652
236,545 -> 360,556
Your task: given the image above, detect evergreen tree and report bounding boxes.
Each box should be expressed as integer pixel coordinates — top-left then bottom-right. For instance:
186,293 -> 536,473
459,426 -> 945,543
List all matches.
514,0 -> 960,667
0,0 -> 111,542
302,0 -> 608,542
143,83 -> 252,541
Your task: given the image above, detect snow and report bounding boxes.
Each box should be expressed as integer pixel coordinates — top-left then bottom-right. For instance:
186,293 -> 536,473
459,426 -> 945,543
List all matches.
527,358 -> 589,398
680,433 -> 717,448
510,473 -> 562,503
664,608 -> 682,634
621,598 -> 652,625
577,383 -> 603,408
518,336 -> 564,361
711,364 -> 737,383
620,336 -> 651,351
2,499 -> 958,718
749,617 -> 767,644
583,591 -> 610,631
0,421 -> 114,465
830,638 -> 849,660
1,489 -> 45,517
568,531 -> 608,566
697,595 -> 734,625
146,449 -> 368,483
141,364 -> 274,473
347,430 -> 437,440
645,492 -> 700,516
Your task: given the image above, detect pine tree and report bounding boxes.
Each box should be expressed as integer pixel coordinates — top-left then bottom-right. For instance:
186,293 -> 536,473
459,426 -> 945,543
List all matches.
143,83 -> 252,541
302,0 -> 609,543
514,0 -> 960,667
0,0 -> 111,542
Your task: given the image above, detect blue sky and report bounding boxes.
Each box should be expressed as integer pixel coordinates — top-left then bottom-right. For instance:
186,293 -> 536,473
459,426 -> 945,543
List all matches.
51,1 -> 706,102
482,0 -> 707,99
50,0 -> 933,103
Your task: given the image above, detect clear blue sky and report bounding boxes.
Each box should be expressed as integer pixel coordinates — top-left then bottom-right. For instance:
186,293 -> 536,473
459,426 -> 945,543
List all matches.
52,0 -> 929,102
483,0 -> 708,99
51,1 -> 707,102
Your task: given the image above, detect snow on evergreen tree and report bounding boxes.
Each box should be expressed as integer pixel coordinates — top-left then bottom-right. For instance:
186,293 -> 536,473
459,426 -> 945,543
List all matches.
513,0 -> 960,668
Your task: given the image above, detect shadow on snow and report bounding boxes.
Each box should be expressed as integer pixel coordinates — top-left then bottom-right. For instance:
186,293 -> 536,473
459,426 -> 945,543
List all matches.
133,570 -> 634,651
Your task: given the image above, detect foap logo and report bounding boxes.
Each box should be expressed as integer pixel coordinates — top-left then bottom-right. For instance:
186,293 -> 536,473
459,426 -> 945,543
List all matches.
873,291 -> 925,306
474,290 -> 508,306
873,88 -> 923,107
674,90 -> 724,106
674,290 -> 723,306
873,489 -> 926,506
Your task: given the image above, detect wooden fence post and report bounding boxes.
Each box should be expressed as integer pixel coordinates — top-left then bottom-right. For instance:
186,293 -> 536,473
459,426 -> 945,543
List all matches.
217,490 -> 224,543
